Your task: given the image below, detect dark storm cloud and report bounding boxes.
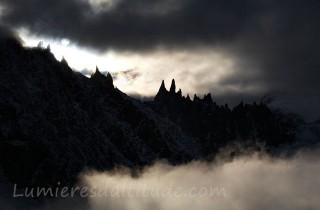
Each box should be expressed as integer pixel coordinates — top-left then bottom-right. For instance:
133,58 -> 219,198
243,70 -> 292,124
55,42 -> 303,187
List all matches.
1,0 -> 320,120
0,0 -> 275,50
0,24 -> 20,41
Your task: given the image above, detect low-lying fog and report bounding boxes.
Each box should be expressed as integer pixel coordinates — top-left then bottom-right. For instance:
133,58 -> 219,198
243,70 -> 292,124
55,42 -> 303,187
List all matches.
1,149 -> 320,210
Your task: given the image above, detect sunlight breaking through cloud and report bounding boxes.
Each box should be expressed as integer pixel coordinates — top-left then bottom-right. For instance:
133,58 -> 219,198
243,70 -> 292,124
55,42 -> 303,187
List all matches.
18,29 -> 242,98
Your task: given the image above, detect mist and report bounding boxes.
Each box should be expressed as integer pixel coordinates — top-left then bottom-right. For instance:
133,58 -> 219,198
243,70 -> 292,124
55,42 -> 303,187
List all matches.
80,149 -> 320,210
1,148 -> 320,210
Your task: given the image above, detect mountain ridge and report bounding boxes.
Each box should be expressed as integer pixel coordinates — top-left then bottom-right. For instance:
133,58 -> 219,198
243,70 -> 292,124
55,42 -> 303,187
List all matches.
0,37 -> 319,188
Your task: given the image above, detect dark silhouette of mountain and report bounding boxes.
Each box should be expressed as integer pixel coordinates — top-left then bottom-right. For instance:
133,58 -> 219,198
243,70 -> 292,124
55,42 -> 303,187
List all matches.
0,36 -> 319,188
150,79 -> 297,155
0,37 -> 200,187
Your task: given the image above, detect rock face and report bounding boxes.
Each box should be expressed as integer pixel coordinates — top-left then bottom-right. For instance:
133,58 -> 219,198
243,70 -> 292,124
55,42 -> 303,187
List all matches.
0,38 -> 199,187
154,80 -> 168,102
0,36 -> 318,188
169,79 -> 176,93
91,67 -> 114,90
149,80 -> 297,155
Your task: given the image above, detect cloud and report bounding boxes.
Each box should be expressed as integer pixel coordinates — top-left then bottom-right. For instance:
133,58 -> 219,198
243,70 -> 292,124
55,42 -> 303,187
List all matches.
80,148 -> 320,210
1,148 -> 320,210
112,69 -> 141,84
0,0 -> 267,52
0,24 -> 20,41
1,0 -> 318,52
1,0 -> 320,120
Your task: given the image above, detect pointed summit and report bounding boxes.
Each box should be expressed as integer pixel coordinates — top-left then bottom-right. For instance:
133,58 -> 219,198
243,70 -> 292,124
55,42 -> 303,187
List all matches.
160,80 -> 166,90
177,88 -> 182,97
92,66 -> 102,77
61,57 -> 68,66
170,79 -> 176,93
106,72 -> 114,89
203,93 -> 213,104
91,66 -> 114,90
92,66 -> 103,79
154,80 -> 168,101
157,80 -> 167,94
95,66 -> 101,74
194,94 -> 200,102
37,41 -> 43,48
46,44 -> 51,52
186,94 -> 191,101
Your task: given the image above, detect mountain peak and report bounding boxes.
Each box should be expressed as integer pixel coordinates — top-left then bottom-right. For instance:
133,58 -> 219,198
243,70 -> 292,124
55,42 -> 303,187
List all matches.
106,72 -> 114,87
170,79 -> 176,93
177,88 -> 182,97
95,66 -> 101,74
0,37 -> 305,189
154,80 -> 168,101
160,80 -> 166,90
186,94 -> 191,101
47,44 -> 51,52
91,67 -> 114,90
61,57 -> 68,66
194,94 -> 200,102
203,93 -> 213,104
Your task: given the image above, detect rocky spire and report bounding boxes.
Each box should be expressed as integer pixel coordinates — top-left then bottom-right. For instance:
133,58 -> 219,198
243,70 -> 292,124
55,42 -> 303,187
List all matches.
61,56 -> 68,66
106,72 -> 114,89
194,94 -> 200,102
91,66 -> 114,90
177,88 -> 182,97
160,80 -> 166,91
186,94 -> 191,101
154,80 -> 168,101
203,93 -> 213,104
46,44 -> 51,52
94,66 -> 102,75
37,41 -> 43,48
169,79 -> 176,93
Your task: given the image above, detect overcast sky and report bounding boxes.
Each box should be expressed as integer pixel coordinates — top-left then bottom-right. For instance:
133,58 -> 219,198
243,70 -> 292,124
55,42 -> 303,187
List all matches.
0,0 -> 319,121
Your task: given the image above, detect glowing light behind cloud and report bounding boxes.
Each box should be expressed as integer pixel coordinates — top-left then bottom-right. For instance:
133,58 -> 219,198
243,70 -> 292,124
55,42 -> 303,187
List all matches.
61,38 -> 70,46
88,0 -> 121,13
18,28 -> 134,72
18,28 -> 240,98
114,50 -> 237,97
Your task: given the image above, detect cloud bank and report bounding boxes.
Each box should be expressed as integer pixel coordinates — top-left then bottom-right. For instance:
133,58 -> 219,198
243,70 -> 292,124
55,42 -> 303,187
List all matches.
1,0 -> 320,119
81,149 -> 320,210
1,149 -> 320,210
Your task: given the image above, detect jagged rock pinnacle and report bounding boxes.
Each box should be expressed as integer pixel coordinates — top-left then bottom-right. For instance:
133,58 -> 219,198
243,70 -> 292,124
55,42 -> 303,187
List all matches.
106,72 -> 114,89
61,57 -> 68,66
203,93 -> 213,104
37,41 -> 43,48
95,66 -> 101,74
177,88 -> 182,97
91,66 -> 114,90
154,80 -> 168,101
47,44 -> 51,52
194,94 -> 200,102
170,79 -> 176,93
186,94 -> 191,101
160,80 -> 166,90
